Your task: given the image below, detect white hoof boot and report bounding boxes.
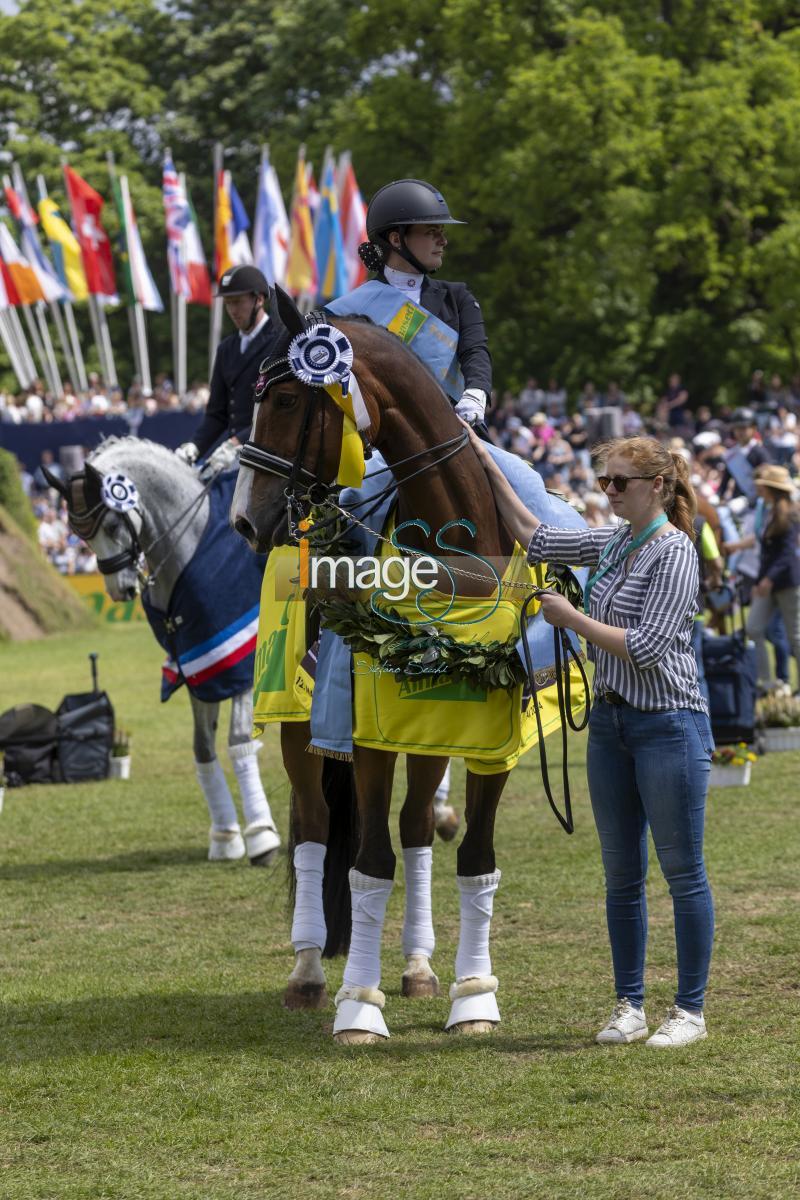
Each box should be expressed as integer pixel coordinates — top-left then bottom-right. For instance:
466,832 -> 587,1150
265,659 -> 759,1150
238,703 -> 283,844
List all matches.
244,821 -> 280,864
445,975 -> 500,1033
333,985 -> 390,1044
208,827 -> 246,862
402,953 -> 440,998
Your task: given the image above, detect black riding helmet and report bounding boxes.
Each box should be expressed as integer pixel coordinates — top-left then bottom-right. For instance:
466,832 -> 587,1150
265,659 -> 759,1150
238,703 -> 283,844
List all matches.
218,264 -> 270,297
217,265 -> 271,333
360,179 -> 465,275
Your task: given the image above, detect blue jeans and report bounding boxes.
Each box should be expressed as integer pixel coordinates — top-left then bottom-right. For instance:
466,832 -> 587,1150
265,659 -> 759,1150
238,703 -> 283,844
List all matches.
586,702 -> 715,1012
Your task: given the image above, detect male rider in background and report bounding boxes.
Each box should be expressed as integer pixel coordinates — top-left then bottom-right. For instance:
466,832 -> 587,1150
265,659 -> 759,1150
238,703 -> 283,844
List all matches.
176,265 -> 283,468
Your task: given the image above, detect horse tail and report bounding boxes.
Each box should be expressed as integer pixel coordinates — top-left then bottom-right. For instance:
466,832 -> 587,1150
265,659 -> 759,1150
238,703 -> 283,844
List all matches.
285,759 -> 359,960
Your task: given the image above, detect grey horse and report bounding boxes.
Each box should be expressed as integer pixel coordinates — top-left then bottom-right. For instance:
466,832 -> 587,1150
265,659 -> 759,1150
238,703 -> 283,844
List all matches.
46,438 -> 280,866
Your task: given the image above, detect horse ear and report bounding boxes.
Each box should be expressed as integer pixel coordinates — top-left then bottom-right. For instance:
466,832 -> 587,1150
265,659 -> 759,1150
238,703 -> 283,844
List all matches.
41,465 -> 67,497
82,459 -> 104,507
273,284 -> 306,336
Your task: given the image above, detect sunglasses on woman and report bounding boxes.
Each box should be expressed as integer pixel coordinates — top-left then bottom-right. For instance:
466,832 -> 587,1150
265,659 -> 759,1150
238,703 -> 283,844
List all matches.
596,474 -> 658,494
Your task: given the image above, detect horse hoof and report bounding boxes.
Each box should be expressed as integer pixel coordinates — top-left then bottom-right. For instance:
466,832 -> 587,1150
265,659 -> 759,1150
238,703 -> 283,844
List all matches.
334,1030 -> 382,1046
283,982 -> 329,1011
401,974 -> 440,999
434,807 -> 460,842
447,1020 -> 497,1036
249,847 -> 279,868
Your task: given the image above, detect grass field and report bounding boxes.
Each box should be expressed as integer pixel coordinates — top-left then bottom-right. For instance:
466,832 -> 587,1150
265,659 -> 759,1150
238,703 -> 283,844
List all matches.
1,625 -> 799,1199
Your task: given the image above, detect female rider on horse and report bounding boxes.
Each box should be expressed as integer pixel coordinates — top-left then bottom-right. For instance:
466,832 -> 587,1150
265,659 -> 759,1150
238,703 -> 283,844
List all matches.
327,178 -> 492,430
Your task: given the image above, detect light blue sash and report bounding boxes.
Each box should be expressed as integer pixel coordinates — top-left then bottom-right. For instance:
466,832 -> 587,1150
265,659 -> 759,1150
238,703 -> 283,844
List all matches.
327,280 -> 465,401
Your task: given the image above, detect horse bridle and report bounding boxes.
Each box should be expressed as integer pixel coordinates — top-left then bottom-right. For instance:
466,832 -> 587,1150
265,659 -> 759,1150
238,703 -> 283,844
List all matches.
238,353 -> 471,545
66,469 -> 217,582
66,487 -> 145,576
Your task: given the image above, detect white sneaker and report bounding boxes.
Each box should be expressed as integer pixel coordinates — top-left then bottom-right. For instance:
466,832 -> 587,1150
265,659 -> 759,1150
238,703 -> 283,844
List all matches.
596,998 -> 648,1044
646,1005 -> 707,1048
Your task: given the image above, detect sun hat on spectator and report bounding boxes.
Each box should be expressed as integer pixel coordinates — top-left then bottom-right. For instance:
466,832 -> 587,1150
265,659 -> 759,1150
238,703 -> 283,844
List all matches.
753,464 -> 796,493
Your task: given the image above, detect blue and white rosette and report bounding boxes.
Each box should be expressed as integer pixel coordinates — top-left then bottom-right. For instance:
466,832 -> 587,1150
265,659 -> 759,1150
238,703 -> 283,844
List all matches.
101,472 -> 139,513
288,324 -> 354,388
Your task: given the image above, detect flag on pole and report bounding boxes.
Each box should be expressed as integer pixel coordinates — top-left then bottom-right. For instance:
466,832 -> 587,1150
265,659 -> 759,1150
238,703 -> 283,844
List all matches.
314,153 -> 348,302
0,223 -> 47,304
285,148 -> 318,297
214,169 -> 252,281
253,150 -> 290,287
37,197 -> 89,301
338,153 -> 368,291
63,165 -> 118,300
162,156 -> 212,305
4,180 -> 68,303
111,173 -> 164,313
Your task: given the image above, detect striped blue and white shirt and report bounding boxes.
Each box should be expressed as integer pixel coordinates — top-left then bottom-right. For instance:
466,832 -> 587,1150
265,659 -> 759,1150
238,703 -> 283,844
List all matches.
528,523 -> 707,713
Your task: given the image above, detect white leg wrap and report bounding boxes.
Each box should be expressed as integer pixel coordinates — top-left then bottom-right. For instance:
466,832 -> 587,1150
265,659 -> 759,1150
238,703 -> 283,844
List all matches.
434,760 -> 451,803
291,842 -> 327,952
402,847 -> 435,959
455,870 -> 501,980
228,741 -> 280,857
342,870 -> 393,990
195,758 -> 239,831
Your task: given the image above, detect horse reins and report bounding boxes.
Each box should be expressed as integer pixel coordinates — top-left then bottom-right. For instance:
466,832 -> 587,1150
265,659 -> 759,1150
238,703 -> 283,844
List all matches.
241,349 -> 591,835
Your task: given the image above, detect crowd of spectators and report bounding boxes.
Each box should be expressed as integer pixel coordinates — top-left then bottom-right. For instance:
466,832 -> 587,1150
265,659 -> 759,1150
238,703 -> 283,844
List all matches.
0,374 -> 210,425
485,369 -> 800,521
12,366 -> 800,579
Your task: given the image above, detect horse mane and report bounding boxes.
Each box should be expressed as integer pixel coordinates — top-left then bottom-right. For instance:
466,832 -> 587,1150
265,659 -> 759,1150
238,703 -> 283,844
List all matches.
88,435 -> 178,463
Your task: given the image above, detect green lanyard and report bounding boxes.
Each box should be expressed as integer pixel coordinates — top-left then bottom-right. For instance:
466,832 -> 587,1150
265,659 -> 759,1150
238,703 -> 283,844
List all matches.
583,514 -> 668,614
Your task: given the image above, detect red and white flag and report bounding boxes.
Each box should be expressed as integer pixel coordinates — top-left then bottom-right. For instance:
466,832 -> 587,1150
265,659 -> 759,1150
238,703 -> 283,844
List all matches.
64,165 -> 118,300
338,152 -> 368,290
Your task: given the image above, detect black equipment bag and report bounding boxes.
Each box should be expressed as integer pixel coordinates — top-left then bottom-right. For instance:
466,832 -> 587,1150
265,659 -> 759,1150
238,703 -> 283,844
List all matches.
56,650 -> 114,783
0,703 -> 59,786
56,691 -> 114,782
702,629 -> 757,745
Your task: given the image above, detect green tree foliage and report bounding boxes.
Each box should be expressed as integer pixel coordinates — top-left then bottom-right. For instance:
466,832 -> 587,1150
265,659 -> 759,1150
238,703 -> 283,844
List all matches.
3,0 -> 800,403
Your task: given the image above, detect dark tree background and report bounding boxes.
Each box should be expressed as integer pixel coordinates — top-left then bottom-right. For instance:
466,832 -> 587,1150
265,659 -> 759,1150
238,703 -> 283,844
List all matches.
3,0 -> 800,405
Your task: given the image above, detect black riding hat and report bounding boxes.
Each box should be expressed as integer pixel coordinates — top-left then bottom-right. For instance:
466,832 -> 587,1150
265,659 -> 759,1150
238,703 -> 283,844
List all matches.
360,180 -> 464,275
218,264 -> 270,297
366,179 -> 465,239
731,407 -> 757,426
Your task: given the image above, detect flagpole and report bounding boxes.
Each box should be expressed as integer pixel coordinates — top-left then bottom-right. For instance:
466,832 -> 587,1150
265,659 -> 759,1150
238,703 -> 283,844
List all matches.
113,166 -> 153,395
7,306 -> 37,382
20,304 -> 51,386
35,173 -> 89,392
0,309 -> 32,388
105,153 -> 137,396
176,170 -> 189,398
11,163 -> 77,393
209,142 -> 224,377
35,301 -> 63,396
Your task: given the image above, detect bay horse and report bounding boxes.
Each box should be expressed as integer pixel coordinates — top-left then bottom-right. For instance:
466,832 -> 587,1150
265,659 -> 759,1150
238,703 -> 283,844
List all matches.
45,439 -> 281,866
231,292 -> 583,1043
